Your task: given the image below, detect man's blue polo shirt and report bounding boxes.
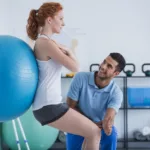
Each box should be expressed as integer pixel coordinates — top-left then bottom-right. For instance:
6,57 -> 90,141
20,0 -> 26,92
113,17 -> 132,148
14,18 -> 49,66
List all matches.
67,72 -> 123,122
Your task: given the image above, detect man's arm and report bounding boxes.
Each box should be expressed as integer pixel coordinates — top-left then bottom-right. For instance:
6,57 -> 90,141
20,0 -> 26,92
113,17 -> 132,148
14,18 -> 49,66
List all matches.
67,97 -> 78,110
102,108 -> 116,135
67,97 -> 83,114
103,88 -> 123,135
66,73 -> 83,111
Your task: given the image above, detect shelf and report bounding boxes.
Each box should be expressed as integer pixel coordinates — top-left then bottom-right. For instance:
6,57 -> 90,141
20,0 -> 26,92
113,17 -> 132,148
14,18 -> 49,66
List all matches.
126,76 -> 150,78
117,147 -> 150,150
61,76 -> 150,78
127,138 -> 150,142
118,107 -> 150,110
61,76 -> 126,78
61,76 -> 73,78
118,139 -> 125,142
127,107 -> 150,110
119,108 -> 125,110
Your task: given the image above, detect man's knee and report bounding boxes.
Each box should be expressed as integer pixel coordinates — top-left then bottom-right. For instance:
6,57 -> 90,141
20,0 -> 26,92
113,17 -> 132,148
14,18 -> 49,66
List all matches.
100,126 -> 117,150
101,126 -> 117,143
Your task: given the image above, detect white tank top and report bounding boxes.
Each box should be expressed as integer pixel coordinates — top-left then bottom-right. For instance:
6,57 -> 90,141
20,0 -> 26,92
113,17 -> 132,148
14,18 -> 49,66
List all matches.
32,35 -> 63,110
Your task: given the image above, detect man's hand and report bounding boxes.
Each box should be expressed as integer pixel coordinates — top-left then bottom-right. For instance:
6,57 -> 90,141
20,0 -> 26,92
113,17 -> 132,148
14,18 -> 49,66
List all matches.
95,119 -> 112,135
103,117 -> 113,136
102,108 -> 116,136
95,121 -> 103,129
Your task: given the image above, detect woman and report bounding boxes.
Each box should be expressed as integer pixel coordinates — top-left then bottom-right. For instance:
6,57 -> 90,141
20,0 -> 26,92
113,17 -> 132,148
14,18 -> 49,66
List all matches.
26,2 -> 101,149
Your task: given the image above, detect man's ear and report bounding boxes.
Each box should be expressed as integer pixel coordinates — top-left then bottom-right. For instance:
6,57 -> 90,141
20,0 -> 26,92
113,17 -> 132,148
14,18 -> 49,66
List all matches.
114,71 -> 120,76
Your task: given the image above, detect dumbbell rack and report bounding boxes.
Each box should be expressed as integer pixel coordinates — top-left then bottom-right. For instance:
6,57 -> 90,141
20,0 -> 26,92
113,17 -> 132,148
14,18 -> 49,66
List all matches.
123,76 -> 150,150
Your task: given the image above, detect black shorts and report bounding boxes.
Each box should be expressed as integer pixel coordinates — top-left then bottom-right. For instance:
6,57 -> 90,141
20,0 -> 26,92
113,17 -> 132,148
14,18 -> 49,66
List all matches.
33,103 -> 69,126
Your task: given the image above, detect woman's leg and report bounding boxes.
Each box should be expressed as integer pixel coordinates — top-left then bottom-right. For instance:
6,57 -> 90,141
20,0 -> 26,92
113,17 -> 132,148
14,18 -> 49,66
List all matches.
49,108 -> 101,150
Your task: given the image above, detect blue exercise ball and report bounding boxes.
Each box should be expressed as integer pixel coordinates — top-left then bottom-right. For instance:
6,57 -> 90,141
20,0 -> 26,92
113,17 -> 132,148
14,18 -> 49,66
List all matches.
0,35 -> 38,122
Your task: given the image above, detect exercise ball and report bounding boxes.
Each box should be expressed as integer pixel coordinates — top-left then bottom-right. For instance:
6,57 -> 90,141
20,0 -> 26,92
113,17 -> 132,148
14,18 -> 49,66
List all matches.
0,35 -> 38,122
2,108 -> 59,150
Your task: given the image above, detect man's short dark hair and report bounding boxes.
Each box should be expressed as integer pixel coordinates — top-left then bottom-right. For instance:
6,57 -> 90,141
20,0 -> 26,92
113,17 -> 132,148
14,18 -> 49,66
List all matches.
109,52 -> 126,72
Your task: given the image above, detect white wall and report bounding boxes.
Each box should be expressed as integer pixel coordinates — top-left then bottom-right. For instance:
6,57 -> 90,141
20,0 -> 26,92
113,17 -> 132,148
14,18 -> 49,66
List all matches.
0,0 -> 10,34
63,0 -> 150,75
1,0 -> 150,142
2,0 -> 150,75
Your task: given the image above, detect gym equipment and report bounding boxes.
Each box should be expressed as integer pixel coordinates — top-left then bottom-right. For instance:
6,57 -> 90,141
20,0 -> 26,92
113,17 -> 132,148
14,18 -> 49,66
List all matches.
127,87 -> 150,106
133,131 -> 147,141
123,63 -> 135,77
0,35 -> 38,122
12,118 -> 30,150
2,108 -> 59,150
90,64 -> 99,72
58,131 -> 66,143
142,126 -> 150,136
142,63 -> 150,76
146,135 -> 150,141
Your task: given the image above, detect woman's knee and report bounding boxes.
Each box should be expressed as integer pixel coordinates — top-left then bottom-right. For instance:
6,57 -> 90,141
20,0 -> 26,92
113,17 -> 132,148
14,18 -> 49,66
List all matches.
88,125 -> 101,139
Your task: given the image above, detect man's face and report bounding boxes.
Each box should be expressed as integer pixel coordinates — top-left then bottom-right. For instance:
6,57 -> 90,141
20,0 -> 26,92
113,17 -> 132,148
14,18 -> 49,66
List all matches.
97,56 -> 119,80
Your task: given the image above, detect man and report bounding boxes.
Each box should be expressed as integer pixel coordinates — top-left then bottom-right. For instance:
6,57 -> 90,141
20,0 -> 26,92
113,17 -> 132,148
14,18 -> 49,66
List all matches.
66,52 -> 126,150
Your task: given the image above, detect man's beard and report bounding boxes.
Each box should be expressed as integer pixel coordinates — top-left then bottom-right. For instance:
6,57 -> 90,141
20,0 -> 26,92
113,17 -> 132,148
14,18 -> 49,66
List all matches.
98,76 -> 109,81
97,73 -> 113,81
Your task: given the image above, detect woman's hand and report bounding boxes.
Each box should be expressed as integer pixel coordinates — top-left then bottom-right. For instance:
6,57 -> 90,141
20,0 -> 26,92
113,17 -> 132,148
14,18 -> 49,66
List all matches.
52,40 -> 75,57
51,40 -> 70,55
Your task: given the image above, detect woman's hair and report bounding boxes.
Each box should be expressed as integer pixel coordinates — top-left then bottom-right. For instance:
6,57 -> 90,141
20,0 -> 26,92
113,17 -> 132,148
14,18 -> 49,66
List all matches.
26,2 -> 63,40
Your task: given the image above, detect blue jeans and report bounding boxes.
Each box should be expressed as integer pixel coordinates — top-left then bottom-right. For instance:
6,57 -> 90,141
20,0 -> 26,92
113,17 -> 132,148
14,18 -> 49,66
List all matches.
66,126 -> 117,150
